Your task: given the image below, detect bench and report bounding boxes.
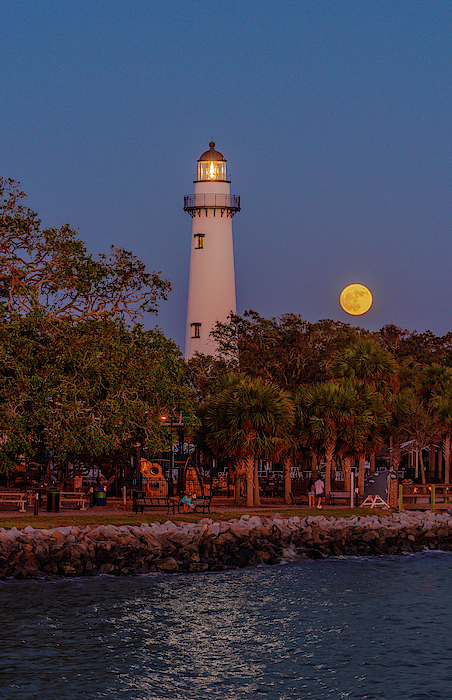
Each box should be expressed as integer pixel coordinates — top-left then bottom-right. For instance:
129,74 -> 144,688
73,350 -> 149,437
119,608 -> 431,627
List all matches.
0,492 -> 27,512
135,497 -> 173,514
172,496 -> 212,514
329,491 -> 352,505
183,496 -> 212,514
59,492 -> 87,510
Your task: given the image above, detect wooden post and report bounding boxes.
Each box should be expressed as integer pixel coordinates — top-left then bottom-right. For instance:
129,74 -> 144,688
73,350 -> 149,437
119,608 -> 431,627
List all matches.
398,484 -> 403,511
430,485 -> 436,513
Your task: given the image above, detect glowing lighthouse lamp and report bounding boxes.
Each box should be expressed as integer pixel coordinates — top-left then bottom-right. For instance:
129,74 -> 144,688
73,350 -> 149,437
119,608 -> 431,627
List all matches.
184,142 -> 240,359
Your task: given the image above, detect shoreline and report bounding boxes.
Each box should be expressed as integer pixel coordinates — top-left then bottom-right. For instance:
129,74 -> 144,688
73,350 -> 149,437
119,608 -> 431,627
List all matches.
1,510 -> 452,580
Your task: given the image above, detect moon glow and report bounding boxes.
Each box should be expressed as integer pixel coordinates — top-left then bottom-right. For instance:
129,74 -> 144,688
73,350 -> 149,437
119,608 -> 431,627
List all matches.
340,284 -> 373,315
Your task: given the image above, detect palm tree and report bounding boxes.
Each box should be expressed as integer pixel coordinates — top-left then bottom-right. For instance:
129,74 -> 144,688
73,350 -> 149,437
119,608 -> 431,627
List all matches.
296,381 -> 359,499
204,375 -> 295,506
329,337 -> 399,395
420,364 -> 452,482
431,388 -> 452,484
337,379 -> 390,494
389,387 -> 441,484
330,338 -> 398,490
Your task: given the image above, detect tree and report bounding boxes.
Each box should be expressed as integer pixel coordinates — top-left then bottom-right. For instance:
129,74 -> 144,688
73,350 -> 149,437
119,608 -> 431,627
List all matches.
329,338 -> 398,491
0,311 -> 196,474
210,310 -> 367,391
329,337 -> 399,395
431,389 -> 452,484
296,381 -> 357,499
203,375 -> 295,506
0,177 -> 170,323
388,387 -> 441,484
0,177 -> 187,476
337,379 -> 390,494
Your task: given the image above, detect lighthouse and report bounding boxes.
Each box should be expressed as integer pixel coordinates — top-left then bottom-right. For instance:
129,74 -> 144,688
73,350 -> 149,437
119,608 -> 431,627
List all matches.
184,142 -> 240,359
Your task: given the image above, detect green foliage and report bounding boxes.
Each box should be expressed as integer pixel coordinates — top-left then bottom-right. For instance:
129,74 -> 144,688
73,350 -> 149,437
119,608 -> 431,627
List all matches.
0,178 -> 196,473
210,310 -> 367,390
0,177 -> 170,322
0,315 -> 196,471
203,374 -> 295,461
329,337 -> 399,395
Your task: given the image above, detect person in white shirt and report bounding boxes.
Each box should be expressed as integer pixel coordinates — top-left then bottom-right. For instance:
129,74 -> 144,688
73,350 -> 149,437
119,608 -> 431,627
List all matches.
314,476 -> 325,508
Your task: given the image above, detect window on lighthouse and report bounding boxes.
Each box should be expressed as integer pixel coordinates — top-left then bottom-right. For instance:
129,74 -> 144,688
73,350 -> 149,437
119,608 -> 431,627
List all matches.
194,234 -> 205,249
191,323 -> 201,339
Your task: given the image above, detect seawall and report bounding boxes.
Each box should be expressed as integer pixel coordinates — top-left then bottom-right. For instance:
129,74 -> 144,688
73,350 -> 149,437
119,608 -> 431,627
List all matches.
2,511 -> 452,579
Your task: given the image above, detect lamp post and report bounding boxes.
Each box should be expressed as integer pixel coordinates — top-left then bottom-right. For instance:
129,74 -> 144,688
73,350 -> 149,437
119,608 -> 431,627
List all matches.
135,442 -> 142,491
161,411 -> 184,496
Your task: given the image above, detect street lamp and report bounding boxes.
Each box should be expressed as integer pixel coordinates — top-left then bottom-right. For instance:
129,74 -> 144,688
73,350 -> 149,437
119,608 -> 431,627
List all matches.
161,411 -> 184,496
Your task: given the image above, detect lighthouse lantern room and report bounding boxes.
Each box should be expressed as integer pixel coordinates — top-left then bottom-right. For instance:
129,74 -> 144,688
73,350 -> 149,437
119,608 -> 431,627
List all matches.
184,143 -> 240,359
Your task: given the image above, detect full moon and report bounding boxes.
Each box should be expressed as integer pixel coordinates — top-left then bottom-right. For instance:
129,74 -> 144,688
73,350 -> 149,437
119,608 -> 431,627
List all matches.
340,284 -> 373,315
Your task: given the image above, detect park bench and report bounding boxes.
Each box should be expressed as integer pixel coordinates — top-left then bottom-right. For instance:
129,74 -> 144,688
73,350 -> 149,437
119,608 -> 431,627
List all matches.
135,496 -> 173,514
0,492 -> 27,512
329,491 -> 352,505
59,492 -> 87,510
177,495 -> 212,514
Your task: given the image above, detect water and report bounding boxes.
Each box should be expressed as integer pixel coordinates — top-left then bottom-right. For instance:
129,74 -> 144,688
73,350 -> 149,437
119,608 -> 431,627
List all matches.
1,552 -> 452,699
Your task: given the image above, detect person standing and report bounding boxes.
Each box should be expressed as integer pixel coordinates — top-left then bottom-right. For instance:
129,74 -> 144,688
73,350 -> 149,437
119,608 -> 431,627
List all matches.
314,475 -> 325,508
307,478 -> 315,508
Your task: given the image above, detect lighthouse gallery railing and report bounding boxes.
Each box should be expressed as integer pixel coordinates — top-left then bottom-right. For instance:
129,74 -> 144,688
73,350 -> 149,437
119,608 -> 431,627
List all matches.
184,194 -> 240,211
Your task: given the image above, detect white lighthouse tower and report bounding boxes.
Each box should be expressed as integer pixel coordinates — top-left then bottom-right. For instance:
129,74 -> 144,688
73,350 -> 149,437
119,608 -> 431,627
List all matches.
184,142 -> 240,359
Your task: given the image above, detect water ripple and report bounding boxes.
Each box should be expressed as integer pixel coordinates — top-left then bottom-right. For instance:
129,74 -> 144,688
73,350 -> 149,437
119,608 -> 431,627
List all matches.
0,553 -> 452,699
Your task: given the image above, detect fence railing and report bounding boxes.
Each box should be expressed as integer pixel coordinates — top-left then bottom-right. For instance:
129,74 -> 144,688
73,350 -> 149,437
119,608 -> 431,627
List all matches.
398,484 -> 452,512
184,194 -> 241,211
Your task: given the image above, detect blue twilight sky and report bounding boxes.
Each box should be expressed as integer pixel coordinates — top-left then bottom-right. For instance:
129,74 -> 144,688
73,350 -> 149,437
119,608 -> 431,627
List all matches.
2,0 -> 452,352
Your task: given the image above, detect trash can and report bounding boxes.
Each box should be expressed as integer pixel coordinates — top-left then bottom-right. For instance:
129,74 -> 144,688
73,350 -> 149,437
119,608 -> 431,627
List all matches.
47,490 -> 60,513
93,487 -> 107,506
133,490 -> 145,513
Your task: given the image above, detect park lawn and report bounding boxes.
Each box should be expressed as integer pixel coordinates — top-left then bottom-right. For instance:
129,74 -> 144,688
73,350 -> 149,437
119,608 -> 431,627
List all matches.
0,507 -> 385,531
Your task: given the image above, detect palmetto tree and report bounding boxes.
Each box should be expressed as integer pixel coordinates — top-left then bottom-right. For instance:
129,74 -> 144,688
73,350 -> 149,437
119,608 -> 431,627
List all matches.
296,381 -> 359,499
329,338 -> 398,490
430,388 -> 452,484
204,375 -> 295,506
419,364 -> 452,483
329,338 -> 399,396
337,379 -> 390,494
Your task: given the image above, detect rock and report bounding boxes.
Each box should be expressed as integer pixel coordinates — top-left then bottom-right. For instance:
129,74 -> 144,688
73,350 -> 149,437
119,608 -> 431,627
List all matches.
156,557 -> 179,572
188,562 -> 209,573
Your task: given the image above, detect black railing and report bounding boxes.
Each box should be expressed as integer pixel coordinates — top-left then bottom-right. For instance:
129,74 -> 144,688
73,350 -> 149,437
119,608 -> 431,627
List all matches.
183,194 -> 240,211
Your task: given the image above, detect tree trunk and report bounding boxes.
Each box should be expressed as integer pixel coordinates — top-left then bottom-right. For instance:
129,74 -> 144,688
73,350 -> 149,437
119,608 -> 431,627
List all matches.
244,454 -> 254,507
254,459 -> 261,507
438,446 -> 443,482
358,454 -> 366,495
311,450 -> 318,479
233,459 -> 244,505
325,443 -> 334,499
370,452 -> 376,474
443,435 -> 451,484
392,439 -> 401,473
419,448 -> 427,484
428,444 -> 435,481
283,454 -> 292,505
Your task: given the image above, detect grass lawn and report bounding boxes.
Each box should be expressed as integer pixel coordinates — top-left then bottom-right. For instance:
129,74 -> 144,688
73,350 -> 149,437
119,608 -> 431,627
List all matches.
0,508 -> 388,531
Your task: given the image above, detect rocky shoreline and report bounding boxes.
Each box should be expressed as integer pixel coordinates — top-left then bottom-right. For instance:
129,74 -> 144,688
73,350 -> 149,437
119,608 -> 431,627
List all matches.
1,511 -> 452,580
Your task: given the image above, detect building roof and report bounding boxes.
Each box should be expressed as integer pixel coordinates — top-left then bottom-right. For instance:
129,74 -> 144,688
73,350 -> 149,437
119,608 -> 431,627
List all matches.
198,141 -> 226,162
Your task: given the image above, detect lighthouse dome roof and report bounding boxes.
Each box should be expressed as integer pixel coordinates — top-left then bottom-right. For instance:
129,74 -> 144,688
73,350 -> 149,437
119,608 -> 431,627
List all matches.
198,142 -> 226,162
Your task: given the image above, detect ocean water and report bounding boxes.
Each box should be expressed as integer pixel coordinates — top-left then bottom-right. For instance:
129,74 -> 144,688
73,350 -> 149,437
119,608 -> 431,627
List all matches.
1,552 -> 451,699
